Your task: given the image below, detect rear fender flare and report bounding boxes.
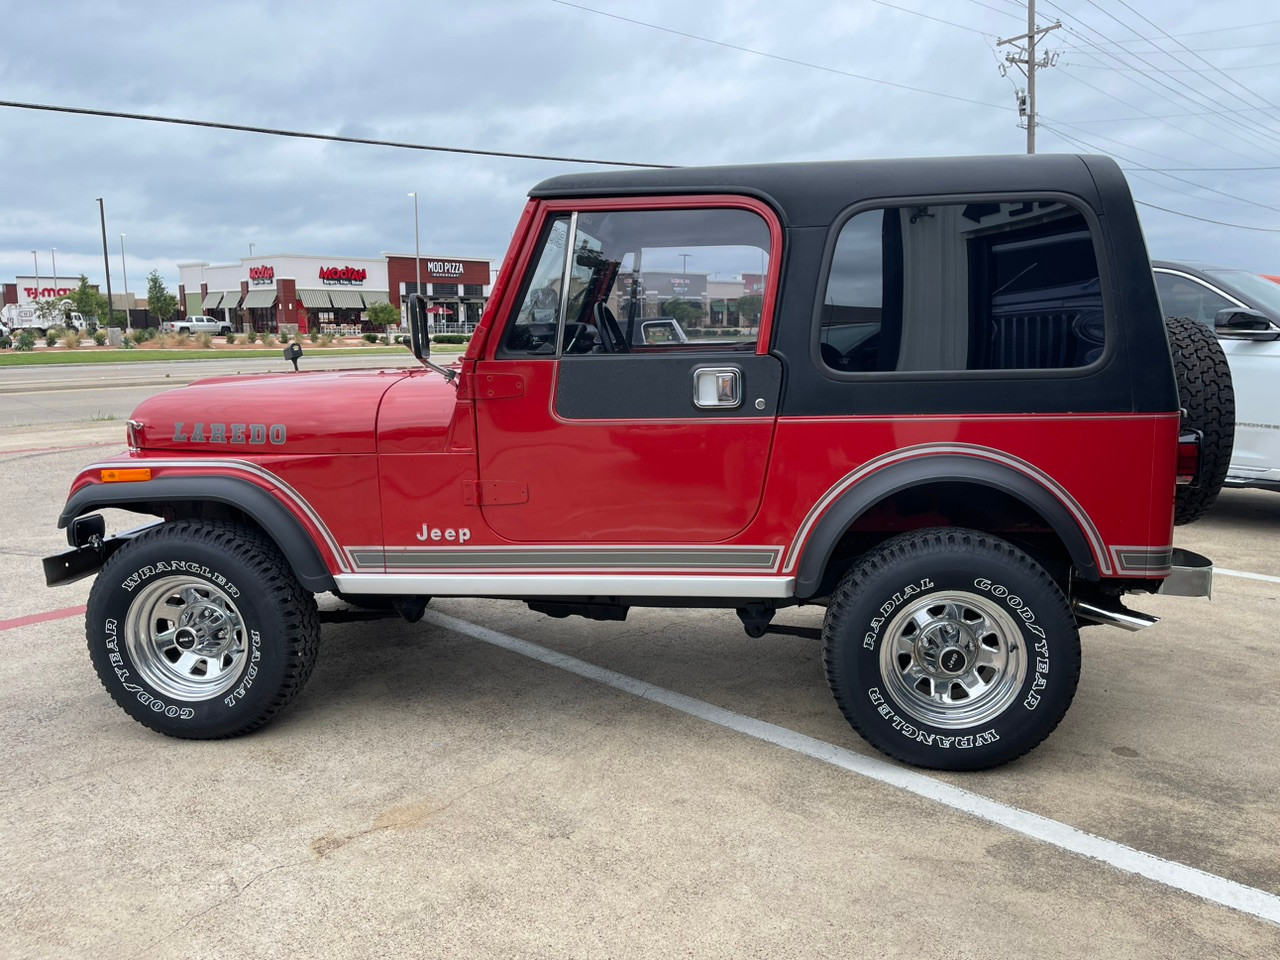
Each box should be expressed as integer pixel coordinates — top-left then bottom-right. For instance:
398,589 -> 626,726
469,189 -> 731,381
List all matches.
789,452 -> 1104,598
58,476 -> 338,593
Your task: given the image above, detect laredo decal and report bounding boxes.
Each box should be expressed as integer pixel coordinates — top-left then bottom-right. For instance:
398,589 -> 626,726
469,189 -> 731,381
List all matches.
172,422 -> 286,445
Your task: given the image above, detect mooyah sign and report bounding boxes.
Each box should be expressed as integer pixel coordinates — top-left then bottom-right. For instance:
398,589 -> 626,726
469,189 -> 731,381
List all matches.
319,266 -> 367,285
249,265 -> 274,285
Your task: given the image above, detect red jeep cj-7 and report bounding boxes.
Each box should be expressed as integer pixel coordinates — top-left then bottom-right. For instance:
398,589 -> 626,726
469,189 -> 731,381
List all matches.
46,155 -> 1226,771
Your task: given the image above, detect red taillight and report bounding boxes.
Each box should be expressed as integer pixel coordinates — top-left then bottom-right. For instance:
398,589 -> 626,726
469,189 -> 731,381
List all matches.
1177,432 -> 1201,486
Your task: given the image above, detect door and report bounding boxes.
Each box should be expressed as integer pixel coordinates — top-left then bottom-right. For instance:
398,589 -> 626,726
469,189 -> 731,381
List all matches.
474,199 -> 783,543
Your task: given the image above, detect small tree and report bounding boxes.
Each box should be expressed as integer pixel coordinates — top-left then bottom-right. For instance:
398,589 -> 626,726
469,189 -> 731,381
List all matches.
365,301 -> 399,328
67,275 -> 110,328
662,297 -> 706,328
146,270 -> 178,327
32,297 -> 67,328
735,294 -> 763,326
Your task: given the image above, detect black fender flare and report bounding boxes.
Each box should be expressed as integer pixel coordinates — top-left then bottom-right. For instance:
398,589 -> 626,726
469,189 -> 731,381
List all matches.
792,454 -> 1101,598
58,477 -> 337,593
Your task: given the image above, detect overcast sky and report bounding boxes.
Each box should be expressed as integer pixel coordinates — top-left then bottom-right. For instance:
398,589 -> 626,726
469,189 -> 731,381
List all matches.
3,0 -> 1279,295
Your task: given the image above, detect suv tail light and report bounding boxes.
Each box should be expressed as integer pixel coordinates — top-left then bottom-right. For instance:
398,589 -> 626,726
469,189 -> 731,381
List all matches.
1177,431 -> 1201,486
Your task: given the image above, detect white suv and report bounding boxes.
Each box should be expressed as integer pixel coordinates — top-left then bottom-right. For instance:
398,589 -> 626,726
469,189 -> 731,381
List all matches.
1154,260 -> 1280,492
161,315 -> 232,336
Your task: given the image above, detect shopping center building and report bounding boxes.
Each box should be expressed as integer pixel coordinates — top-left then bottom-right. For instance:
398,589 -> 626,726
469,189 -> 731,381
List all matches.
177,253 -> 493,334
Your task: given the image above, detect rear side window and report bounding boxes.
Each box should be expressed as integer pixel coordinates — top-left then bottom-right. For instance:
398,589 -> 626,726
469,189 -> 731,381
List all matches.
821,200 -> 1106,373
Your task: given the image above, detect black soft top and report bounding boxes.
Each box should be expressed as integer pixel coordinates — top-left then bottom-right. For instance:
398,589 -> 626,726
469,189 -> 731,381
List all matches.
530,154 -> 1121,227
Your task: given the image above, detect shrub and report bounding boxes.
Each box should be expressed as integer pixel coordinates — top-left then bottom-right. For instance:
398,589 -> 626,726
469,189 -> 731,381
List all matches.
309,331 -> 319,343
197,333 -> 214,349
431,333 -> 469,344
61,330 -> 83,349
143,326 -> 158,341
121,337 -> 136,350
129,328 -> 147,344
262,333 -> 276,348
224,332 -> 237,345
362,332 -> 380,343
318,333 -> 335,347
15,330 -> 37,351
93,330 -> 108,346
246,329 -> 259,344
0,334 -> 11,350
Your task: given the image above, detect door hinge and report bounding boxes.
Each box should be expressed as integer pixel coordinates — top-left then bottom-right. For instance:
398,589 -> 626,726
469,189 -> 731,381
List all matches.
463,480 -> 529,506
471,373 -> 525,400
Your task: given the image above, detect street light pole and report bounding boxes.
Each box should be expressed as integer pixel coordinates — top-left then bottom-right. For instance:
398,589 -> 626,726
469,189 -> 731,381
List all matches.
119,234 -> 130,329
96,198 -> 116,329
408,191 -> 422,327
249,242 -> 255,257
50,248 -> 57,288
31,250 -> 39,299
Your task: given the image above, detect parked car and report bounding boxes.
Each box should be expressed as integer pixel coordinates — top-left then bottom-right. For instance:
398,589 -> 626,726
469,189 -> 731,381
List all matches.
160,315 -> 232,336
1153,260 -> 1280,492
47,155 -> 1219,771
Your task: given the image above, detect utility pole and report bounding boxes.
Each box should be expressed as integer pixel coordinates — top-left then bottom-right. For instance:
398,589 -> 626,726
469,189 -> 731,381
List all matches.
998,1 -> 1061,154
96,198 -> 116,328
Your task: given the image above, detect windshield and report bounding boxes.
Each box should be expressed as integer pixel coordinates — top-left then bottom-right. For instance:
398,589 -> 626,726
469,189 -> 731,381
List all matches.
1204,269 -> 1280,320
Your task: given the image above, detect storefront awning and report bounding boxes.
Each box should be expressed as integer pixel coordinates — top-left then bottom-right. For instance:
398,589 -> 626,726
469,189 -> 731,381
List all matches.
361,290 -> 390,307
328,290 -> 365,310
297,289 -> 332,310
219,292 -> 240,310
242,289 -> 277,309
201,291 -> 223,309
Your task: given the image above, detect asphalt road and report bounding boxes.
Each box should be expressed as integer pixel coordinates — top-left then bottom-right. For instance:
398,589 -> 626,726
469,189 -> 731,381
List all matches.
0,351 -> 419,428
2,420 -> 1279,958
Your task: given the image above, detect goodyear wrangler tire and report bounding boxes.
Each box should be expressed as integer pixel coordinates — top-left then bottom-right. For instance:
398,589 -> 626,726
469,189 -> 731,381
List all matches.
823,528 -> 1081,771
1165,315 -> 1234,525
86,520 -> 320,739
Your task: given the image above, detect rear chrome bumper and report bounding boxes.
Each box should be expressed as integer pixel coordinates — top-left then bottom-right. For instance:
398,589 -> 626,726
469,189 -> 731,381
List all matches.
1157,548 -> 1213,598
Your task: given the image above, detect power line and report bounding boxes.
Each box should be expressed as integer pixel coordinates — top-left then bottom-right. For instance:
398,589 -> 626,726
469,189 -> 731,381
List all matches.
1134,200 -> 1280,233
863,0 -> 995,36
547,0 -> 1011,110
0,99 -> 676,169
1063,37 -> 1280,54
1063,59 -> 1280,72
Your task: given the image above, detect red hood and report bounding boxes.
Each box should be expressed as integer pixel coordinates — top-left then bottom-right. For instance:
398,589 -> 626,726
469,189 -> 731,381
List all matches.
129,369 -> 421,455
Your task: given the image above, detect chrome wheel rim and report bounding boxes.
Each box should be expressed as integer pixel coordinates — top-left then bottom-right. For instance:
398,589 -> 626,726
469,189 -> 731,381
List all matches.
123,576 -> 248,702
878,591 -> 1027,729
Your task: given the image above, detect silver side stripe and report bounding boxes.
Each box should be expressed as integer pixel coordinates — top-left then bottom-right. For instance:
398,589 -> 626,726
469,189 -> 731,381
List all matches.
333,573 -> 797,598
348,546 -> 784,572
1111,547 -> 1174,574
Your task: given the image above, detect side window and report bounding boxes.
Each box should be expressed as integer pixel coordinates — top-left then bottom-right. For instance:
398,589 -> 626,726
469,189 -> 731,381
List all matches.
502,217 -> 570,356
821,200 -> 1106,372
1154,272 -> 1234,327
503,207 -> 772,357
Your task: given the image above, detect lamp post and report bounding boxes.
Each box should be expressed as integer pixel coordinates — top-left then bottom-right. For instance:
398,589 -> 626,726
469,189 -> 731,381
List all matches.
96,198 -> 116,329
31,251 -> 39,299
51,248 -> 57,289
408,192 -> 422,327
119,234 -> 130,330
249,242 -> 255,257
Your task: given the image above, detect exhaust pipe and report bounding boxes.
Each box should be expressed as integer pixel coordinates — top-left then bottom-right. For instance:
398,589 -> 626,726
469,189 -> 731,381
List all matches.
1072,599 -> 1160,632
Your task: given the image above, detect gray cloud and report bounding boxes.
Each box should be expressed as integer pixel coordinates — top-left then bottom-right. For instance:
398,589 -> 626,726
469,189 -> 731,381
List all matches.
2,0 -> 1278,294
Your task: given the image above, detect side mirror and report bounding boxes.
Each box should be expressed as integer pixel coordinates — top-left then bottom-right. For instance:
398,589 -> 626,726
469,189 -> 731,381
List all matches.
408,293 -> 457,384
283,341 -> 303,371
1214,307 -> 1280,341
408,293 -> 431,361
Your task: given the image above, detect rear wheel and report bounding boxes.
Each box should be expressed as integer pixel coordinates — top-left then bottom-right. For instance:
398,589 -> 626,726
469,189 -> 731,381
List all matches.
824,528 -> 1081,771
86,520 -> 320,738
1165,315 -> 1234,524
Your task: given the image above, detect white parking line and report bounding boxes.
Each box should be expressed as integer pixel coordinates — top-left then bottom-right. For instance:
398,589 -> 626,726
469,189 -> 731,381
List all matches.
1218,567 -> 1280,586
424,609 -> 1280,928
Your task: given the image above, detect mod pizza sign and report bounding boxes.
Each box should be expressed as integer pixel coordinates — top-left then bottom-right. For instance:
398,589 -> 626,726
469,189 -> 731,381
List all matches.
319,266 -> 367,285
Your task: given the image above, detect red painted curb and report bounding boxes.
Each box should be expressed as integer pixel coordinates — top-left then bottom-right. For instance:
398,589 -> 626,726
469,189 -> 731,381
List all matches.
0,605 -> 87,632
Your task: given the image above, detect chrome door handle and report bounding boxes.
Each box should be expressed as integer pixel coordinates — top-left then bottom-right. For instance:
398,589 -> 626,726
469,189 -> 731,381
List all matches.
693,367 -> 741,409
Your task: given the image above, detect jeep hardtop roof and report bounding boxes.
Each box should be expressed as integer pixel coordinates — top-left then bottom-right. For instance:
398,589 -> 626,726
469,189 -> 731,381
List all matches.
529,154 -> 1125,227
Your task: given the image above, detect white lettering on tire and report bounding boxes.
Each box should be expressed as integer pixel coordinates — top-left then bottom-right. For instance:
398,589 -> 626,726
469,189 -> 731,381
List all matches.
973,578 -> 1051,711
868,688 -> 999,748
862,578 -> 934,650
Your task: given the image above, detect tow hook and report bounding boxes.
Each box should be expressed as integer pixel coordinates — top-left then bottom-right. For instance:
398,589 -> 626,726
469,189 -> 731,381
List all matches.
1072,599 -> 1160,632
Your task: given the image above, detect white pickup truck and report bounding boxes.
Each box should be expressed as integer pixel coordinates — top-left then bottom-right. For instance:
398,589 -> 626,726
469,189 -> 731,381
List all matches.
160,315 -> 232,336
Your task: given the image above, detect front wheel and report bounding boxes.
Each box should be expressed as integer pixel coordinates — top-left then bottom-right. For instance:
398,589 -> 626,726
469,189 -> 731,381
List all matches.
823,528 -> 1081,771
86,520 -> 320,739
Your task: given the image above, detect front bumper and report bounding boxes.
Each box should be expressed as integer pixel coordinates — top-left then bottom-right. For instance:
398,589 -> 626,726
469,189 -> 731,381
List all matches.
43,519 -> 161,587
1157,548 -> 1213,598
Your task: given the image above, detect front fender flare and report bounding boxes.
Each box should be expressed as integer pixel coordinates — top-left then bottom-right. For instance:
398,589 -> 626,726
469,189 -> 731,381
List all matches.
58,477 -> 337,593
790,454 -> 1103,599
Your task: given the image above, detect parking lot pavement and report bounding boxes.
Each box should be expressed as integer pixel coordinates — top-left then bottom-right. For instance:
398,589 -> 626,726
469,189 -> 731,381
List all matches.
3,440 -> 1279,958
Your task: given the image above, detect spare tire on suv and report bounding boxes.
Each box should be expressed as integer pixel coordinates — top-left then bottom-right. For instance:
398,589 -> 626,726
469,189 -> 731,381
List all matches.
1165,315 -> 1234,524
